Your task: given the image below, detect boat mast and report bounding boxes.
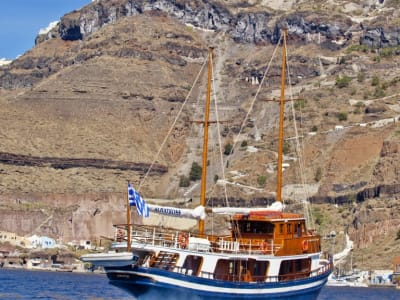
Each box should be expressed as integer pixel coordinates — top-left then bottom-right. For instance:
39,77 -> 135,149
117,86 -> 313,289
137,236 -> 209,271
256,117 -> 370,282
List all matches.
126,184 -> 131,252
276,29 -> 287,202
199,47 -> 213,235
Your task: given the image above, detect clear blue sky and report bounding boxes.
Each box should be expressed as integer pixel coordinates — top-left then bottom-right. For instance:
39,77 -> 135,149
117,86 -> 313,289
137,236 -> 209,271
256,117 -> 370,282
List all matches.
0,0 -> 90,59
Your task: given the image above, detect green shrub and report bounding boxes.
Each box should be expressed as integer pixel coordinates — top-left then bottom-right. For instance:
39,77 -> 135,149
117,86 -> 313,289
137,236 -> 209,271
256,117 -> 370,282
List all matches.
294,99 -> 306,110
357,71 -> 366,82
224,143 -> 233,155
241,140 -> 248,147
179,175 -> 190,187
345,44 -> 369,54
337,112 -> 348,121
314,167 -> 322,182
380,47 -> 394,57
381,81 -> 389,90
335,75 -> 352,88
312,207 -> 324,226
257,175 -> 267,187
355,101 -> 365,108
371,75 -> 380,86
283,141 -> 291,154
374,86 -> 385,98
189,162 -> 202,181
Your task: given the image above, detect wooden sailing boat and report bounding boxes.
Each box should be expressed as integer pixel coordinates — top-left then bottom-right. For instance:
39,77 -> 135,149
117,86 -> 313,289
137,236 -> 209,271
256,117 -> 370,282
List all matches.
81,30 -> 333,299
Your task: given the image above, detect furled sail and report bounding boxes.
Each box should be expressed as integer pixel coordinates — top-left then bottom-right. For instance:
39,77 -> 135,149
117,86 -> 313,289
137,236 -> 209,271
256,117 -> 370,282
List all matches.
147,204 -> 206,220
210,201 -> 284,215
146,201 -> 283,220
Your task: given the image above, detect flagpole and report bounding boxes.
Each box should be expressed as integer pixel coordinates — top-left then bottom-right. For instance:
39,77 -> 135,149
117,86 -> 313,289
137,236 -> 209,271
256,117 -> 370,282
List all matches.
126,181 -> 131,252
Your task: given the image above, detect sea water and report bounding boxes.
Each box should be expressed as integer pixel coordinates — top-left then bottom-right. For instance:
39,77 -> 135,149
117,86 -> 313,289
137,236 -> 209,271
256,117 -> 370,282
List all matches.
0,268 -> 131,299
0,268 -> 399,300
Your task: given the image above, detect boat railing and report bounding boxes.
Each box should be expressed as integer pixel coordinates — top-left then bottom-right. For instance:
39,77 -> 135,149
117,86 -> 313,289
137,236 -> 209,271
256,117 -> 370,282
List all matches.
195,260 -> 333,283
126,224 -> 282,255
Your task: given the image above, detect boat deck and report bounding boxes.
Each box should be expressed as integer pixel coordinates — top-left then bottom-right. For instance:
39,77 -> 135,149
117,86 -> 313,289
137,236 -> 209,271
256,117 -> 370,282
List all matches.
114,224 -> 320,256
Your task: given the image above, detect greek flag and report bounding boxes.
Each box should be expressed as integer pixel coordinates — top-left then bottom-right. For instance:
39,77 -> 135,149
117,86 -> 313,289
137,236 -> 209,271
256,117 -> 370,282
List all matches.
128,183 -> 149,217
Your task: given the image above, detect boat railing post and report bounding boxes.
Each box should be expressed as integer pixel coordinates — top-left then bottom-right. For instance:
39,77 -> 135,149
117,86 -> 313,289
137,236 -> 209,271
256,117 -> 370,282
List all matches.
152,227 -> 156,246
249,239 -> 251,255
175,231 -> 178,248
271,240 -> 274,255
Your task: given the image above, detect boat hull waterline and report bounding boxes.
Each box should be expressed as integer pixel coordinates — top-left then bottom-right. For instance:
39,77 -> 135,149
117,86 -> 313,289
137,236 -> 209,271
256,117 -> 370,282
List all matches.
105,266 -> 330,299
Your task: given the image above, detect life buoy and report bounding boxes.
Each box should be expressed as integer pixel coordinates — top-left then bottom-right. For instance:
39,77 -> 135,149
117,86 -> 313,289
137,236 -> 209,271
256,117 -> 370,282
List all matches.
178,233 -> 188,249
301,240 -> 309,251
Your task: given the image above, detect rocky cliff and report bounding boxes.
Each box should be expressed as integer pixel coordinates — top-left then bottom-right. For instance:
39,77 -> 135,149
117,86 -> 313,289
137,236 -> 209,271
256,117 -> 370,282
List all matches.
0,0 -> 399,269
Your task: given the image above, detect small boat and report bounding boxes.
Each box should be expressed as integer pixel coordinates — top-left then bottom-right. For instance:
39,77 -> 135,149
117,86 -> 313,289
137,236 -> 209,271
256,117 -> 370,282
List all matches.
80,251 -> 138,267
327,274 -> 369,288
81,29 -> 333,299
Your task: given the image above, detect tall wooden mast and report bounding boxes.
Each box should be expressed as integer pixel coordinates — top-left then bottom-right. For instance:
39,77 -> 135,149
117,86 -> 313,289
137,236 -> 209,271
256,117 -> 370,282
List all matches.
276,29 -> 287,202
126,183 -> 131,252
199,47 -> 213,235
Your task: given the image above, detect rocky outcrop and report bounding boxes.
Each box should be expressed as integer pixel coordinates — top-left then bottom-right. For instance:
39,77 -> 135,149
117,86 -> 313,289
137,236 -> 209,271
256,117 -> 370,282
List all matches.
39,0 -> 354,49
0,152 -> 167,174
310,183 -> 400,204
0,192 -> 134,240
79,1 -> 400,49
360,27 -> 400,49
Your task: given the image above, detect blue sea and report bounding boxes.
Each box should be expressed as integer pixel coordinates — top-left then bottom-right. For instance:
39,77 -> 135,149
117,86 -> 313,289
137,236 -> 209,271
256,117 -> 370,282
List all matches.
0,268 -> 399,299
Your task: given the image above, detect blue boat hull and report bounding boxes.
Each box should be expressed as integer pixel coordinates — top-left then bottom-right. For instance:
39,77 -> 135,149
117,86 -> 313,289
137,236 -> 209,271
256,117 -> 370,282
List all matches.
105,266 -> 330,300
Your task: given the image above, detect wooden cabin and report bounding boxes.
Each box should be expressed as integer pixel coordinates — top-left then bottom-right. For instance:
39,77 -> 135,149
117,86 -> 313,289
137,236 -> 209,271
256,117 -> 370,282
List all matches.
231,211 -> 321,256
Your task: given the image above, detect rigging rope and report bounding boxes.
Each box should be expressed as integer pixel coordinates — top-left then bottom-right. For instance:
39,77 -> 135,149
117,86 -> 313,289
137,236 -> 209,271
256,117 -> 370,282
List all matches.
136,31 -> 315,230
221,37 -> 282,238
286,40 -> 314,228
137,54 -> 209,192
228,36 -> 283,158
212,63 -> 229,208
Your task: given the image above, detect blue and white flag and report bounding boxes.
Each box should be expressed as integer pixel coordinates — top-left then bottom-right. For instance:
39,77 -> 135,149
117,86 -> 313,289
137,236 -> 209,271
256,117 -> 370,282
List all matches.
127,183 -> 136,206
127,183 -> 149,217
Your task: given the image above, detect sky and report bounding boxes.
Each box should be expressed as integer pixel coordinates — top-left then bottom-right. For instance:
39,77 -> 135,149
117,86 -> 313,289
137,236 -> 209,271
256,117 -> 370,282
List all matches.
0,0 -> 91,60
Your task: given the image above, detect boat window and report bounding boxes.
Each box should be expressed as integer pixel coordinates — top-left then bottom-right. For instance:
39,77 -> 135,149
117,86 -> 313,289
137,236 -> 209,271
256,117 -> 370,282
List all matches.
252,260 -> 269,282
287,223 -> 292,234
214,259 -> 231,281
278,258 -> 311,281
297,223 -> 302,237
238,221 -> 274,235
182,255 -> 203,276
214,259 -> 269,282
279,224 -> 284,234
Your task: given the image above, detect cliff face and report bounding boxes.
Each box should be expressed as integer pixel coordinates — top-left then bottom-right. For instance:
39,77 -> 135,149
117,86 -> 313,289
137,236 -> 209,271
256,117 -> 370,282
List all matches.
5,0 -> 400,90
0,0 -> 399,266
55,0 -> 400,47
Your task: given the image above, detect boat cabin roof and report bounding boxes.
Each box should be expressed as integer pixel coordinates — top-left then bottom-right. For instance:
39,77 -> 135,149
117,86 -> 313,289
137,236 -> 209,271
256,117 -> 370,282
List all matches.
232,210 -> 304,222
